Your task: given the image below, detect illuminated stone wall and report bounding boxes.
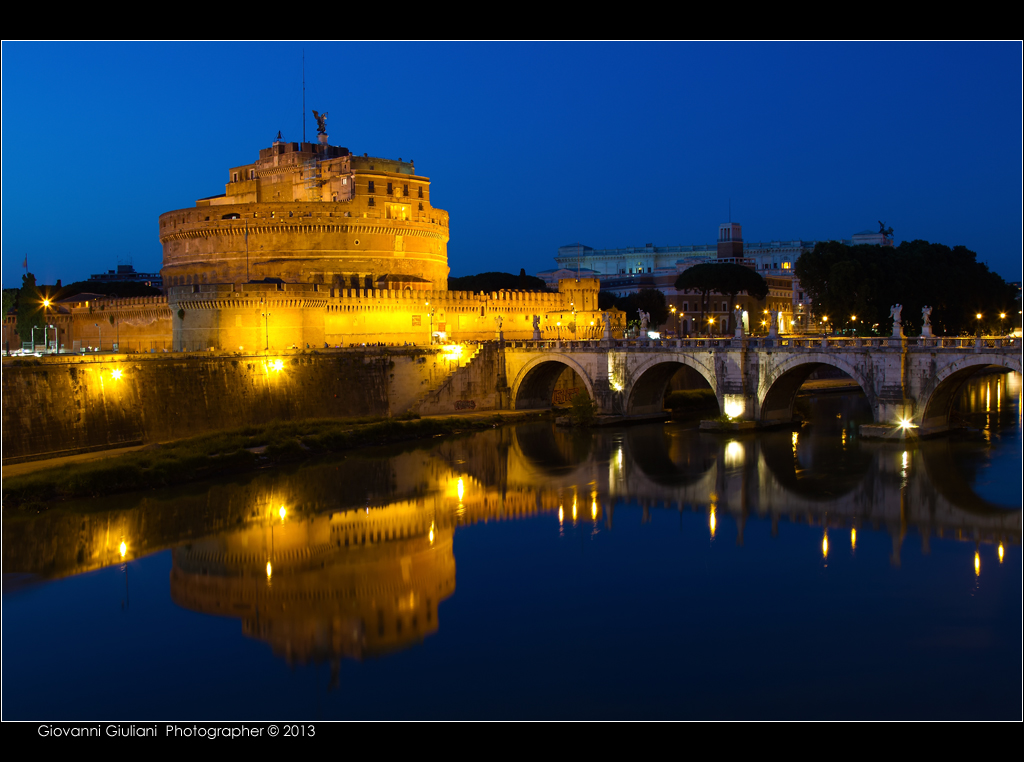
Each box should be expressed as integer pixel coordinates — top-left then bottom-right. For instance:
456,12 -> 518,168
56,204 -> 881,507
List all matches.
1,349 -> 468,462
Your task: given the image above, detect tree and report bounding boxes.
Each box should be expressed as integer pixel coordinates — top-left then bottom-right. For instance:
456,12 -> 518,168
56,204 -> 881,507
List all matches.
2,289 -> 17,320
675,263 -> 768,332
615,289 -> 669,331
15,273 -> 45,346
448,271 -> 551,293
795,239 -> 1016,336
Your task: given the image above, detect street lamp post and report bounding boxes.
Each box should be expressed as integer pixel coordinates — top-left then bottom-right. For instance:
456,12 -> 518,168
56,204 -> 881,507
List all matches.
425,301 -> 435,344
976,312 -> 983,338
95,322 -> 102,352
261,298 -> 271,351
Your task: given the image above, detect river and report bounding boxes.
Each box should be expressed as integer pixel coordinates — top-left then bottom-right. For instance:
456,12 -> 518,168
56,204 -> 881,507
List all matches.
3,372 -> 1020,719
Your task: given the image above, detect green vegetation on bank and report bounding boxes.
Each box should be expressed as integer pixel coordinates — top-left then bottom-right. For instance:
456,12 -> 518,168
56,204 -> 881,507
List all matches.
2,413 -> 542,512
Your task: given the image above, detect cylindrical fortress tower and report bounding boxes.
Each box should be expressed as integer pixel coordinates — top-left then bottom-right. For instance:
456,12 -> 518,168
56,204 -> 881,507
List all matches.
159,136 -> 450,291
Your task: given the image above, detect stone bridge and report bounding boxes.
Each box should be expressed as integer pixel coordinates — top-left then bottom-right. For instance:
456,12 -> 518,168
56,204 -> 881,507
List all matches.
500,335 -> 1022,434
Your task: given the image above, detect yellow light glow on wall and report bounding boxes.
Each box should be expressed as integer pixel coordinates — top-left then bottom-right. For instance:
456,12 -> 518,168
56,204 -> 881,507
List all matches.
272,359 -> 284,372
442,344 -> 463,361
723,396 -> 745,420
111,368 -> 123,381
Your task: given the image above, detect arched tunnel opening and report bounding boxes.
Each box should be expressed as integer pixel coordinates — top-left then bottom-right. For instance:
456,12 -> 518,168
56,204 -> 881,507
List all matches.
922,365 -> 1020,432
762,362 -> 871,426
628,362 -> 719,418
515,361 -> 590,410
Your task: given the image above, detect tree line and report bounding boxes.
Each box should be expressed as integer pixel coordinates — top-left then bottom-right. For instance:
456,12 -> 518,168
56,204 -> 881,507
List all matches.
794,240 -> 1019,336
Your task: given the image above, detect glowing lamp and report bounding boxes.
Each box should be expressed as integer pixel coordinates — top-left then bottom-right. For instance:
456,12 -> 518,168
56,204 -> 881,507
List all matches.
111,368 -> 123,380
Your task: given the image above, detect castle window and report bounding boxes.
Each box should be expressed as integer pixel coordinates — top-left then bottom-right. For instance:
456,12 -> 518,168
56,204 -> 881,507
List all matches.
232,172 -> 238,182
403,184 -> 409,196
387,182 -> 393,195
249,169 -> 255,179
368,181 -> 375,193
418,202 -> 423,211
418,186 -> 423,198
368,197 -> 375,207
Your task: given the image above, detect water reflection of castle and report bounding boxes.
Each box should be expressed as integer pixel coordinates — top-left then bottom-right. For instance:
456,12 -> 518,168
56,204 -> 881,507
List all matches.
170,510 -> 455,666
5,377 -> 1018,667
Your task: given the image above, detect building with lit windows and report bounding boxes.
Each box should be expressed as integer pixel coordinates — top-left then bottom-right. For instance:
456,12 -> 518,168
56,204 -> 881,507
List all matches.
541,223 -> 894,335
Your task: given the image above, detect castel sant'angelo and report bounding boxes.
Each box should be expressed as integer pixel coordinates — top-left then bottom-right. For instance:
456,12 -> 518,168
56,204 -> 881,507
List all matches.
9,114 -> 617,354
153,116 -> 612,351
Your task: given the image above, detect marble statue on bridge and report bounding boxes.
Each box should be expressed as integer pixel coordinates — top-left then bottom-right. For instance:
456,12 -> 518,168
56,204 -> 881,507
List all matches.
638,310 -> 650,339
734,306 -> 744,338
768,309 -> 780,338
601,312 -> 612,342
532,315 -> 541,341
890,304 -> 904,339
921,306 -> 933,338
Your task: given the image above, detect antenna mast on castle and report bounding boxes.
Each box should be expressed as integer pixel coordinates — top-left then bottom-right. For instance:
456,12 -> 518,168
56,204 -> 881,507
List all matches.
302,50 -> 306,144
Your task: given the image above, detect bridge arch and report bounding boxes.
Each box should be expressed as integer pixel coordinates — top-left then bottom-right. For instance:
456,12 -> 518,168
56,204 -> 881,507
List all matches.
624,353 -> 718,416
758,353 -> 875,423
918,353 -> 1022,431
510,354 -> 595,410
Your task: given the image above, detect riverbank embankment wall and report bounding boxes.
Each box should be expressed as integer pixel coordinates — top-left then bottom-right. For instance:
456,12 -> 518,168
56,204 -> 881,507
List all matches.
2,347 -> 482,463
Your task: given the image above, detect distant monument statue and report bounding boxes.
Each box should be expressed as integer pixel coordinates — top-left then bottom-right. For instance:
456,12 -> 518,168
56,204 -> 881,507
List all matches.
532,314 -> 541,341
878,220 -> 894,239
312,110 -> 328,135
889,304 -> 904,338
921,305 -> 933,338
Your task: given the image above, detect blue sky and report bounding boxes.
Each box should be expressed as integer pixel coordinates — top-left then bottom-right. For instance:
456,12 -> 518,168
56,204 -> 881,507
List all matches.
2,41 -> 1021,288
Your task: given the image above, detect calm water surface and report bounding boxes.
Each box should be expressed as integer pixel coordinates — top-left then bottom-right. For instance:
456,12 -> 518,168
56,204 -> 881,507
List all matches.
3,373 -> 1021,720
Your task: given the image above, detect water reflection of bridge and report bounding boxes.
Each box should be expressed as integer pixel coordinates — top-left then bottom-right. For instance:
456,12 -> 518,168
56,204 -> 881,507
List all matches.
4,414 -> 1018,666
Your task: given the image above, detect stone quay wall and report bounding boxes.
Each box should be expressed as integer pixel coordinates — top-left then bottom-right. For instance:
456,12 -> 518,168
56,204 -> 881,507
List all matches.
1,347 -> 462,463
